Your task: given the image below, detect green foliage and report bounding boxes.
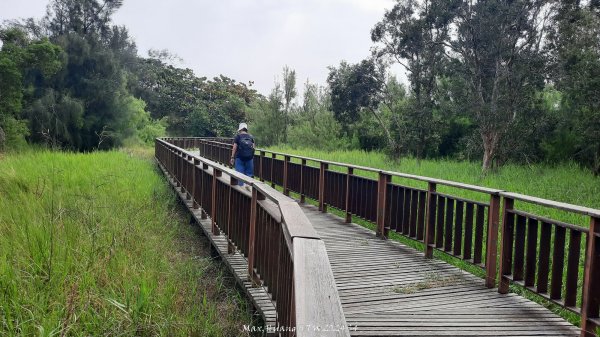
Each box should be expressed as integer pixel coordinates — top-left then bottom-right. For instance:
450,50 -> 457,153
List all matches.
246,84 -> 286,146
0,149 -> 251,335
121,96 -> 166,145
283,81 -> 350,150
327,59 -> 383,127
548,2 -> 600,173
372,0 -> 455,159
1,0 -> 256,151
0,27 -> 65,150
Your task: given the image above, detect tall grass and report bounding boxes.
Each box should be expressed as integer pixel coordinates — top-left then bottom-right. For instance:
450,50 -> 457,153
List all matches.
0,148 -> 251,336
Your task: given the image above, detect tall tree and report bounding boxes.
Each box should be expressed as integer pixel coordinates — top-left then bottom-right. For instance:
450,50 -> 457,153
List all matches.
448,0 -> 550,172
327,58 -> 396,151
548,0 -> 600,174
372,0 -> 457,160
0,27 -> 64,149
281,66 -> 297,143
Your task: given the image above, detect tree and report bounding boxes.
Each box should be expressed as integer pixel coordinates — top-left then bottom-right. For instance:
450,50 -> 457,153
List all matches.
0,27 -> 64,149
287,81 -> 347,150
372,0 -> 457,160
281,66 -> 297,143
327,58 -> 396,151
448,0 -> 550,172
547,0 -> 600,174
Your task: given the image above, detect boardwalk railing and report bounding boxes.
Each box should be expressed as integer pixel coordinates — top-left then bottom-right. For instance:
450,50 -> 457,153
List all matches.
168,136 -> 600,337
155,138 -> 348,336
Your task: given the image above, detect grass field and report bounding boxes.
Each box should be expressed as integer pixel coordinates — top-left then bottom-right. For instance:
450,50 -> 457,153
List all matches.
0,148 -> 252,336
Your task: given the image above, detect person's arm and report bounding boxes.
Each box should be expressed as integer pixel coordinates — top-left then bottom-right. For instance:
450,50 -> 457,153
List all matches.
230,143 -> 237,166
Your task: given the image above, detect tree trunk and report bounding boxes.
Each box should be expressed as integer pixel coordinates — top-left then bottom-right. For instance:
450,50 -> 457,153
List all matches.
368,108 -> 397,154
481,131 -> 499,173
0,126 -> 5,151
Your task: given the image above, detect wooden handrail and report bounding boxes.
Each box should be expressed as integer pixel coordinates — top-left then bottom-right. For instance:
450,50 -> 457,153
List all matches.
501,192 -> 600,218
155,138 -> 348,336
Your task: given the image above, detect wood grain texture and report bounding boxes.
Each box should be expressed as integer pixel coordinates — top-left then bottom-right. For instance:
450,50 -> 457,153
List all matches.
294,238 -> 350,337
301,204 -> 580,337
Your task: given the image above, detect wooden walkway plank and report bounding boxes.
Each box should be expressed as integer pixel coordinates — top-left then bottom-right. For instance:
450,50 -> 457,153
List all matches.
300,204 -> 581,337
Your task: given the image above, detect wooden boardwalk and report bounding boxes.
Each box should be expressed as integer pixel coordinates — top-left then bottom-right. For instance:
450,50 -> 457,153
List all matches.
304,205 -> 580,336
155,141 -> 595,336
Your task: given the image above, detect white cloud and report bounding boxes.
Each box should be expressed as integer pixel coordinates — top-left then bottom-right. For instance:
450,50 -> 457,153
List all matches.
1,0 -> 405,99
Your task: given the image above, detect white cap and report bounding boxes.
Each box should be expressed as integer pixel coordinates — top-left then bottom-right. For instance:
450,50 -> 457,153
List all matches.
238,122 -> 248,131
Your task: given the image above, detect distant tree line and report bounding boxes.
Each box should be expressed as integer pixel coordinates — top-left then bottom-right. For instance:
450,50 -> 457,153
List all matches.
250,0 -> 600,174
2,0 -> 598,175
0,0 -> 258,151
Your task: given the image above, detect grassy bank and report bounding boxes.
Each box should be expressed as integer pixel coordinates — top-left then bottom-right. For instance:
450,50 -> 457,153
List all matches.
0,148 -> 252,336
268,146 -> 600,226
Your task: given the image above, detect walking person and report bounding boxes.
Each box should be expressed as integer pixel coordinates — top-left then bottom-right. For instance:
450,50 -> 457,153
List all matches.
230,122 -> 255,188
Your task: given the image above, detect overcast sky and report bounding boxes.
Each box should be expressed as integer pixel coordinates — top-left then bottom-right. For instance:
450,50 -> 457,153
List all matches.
1,0 -> 404,98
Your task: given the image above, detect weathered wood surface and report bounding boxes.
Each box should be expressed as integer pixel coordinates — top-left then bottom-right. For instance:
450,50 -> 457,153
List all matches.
302,205 -> 581,336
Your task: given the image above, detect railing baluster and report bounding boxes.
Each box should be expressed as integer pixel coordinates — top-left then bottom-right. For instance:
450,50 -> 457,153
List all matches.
581,216 -> 600,337
537,221 -> 552,294
444,198 -> 454,252
319,162 -> 328,212
474,205 -> 485,265
283,155 -> 290,196
525,218 -> 538,287
424,182 -> 437,258
193,158 -> 200,209
436,196 -> 445,248
551,226 -> 566,300
417,190 -> 426,240
485,194 -> 501,288
345,167 -> 353,223
376,172 -> 391,238
454,200 -> 464,256
499,197 -> 515,294
300,159 -> 306,203
565,229 -> 581,308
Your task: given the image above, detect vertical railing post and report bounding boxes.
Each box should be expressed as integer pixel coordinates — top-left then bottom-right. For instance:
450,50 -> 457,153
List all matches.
319,162 -> 328,212
259,151 -> 265,182
498,196 -> 515,294
283,155 -> 290,196
485,194 -> 501,288
345,167 -> 353,223
227,175 -> 238,254
192,158 -> 200,208
376,172 -> 391,239
175,150 -> 181,187
179,151 -> 185,192
424,182 -> 437,258
201,163 -> 209,220
248,187 -> 264,286
271,153 -> 276,188
185,154 -> 192,200
211,168 -> 222,235
581,216 -> 600,337
300,159 -> 306,204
